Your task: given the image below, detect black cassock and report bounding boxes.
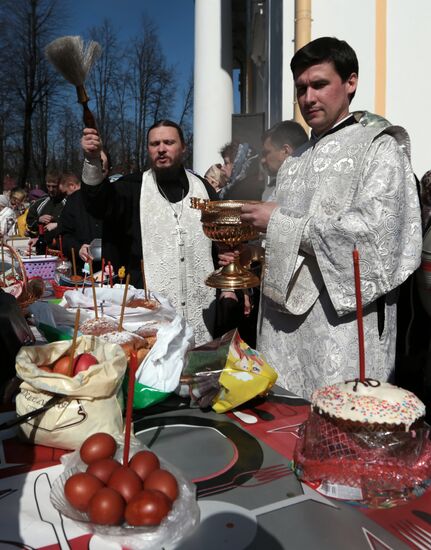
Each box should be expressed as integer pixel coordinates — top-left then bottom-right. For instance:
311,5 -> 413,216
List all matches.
81,168 -> 217,288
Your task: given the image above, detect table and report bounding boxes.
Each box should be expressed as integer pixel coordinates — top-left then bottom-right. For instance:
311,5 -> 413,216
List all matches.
0,389 -> 427,549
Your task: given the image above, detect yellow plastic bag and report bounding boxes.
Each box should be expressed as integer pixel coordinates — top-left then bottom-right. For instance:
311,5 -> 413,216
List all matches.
15,335 -> 127,450
179,329 -> 277,413
212,330 -> 277,412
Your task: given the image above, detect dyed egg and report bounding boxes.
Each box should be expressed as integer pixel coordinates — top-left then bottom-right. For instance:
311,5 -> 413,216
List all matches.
86,457 -> 121,484
64,472 -> 103,512
88,487 -> 125,525
52,356 -> 72,376
129,450 -> 160,482
73,352 -> 98,374
80,433 -> 117,465
125,489 -> 171,526
143,469 -> 178,502
107,466 -> 142,503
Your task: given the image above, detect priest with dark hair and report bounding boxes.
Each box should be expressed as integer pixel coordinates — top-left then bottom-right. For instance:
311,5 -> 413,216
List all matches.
80,120 -> 217,345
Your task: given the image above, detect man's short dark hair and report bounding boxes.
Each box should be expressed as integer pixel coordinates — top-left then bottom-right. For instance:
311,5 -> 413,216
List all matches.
147,119 -> 185,146
219,141 -> 240,161
45,172 -> 61,185
263,120 -> 308,151
290,37 -> 359,100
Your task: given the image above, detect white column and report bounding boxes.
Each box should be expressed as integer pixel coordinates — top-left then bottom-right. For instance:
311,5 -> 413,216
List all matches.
193,0 -> 233,176
282,0 -> 296,120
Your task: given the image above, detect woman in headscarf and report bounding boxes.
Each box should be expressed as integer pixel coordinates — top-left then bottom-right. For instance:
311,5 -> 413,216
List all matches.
219,142 -> 264,201
0,195 -> 17,238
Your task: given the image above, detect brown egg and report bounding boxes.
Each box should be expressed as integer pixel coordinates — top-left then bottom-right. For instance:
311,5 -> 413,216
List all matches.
86,457 -> 121,484
80,433 -> 117,465
143,469 -> 178,502
88,487 -> 125,525
129,450 -> 160,482
64,472 -> 104,512
52,356 -> 72,376
107,466 -> 142,503
125,489 -> 171,526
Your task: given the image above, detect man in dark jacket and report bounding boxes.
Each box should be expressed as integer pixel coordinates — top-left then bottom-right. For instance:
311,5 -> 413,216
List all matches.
26,173 -> 66,248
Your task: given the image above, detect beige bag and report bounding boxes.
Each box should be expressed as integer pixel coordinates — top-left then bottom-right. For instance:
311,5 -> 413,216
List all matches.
15,336 -> 127,450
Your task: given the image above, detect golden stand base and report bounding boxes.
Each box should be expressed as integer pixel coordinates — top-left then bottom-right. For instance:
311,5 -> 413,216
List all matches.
205,259 -> 260,289
190,197 -> 263,290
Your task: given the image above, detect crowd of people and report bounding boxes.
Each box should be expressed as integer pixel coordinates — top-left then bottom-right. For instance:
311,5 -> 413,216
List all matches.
1,36 -> 430,412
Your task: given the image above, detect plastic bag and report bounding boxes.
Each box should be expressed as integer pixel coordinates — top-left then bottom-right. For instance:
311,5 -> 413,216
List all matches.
131,314 -> 194,409
15,336 -> 127,450
294,411 -> 431,508
62,287 -> 194,409
178,329 -> 277,412
50,436 -> 200,549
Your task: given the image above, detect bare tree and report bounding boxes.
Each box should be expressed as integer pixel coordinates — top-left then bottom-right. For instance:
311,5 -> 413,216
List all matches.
178,72 -> 194,166
0,0 -> 64,187
111,72 -> 134,172
50,105 -> 82,174
128,17 -> 177,171
87,19 -> 120,155
0,8 -> 188,183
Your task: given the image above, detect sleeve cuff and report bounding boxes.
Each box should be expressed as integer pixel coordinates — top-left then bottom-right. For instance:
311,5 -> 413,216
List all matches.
82,157 -> 104,186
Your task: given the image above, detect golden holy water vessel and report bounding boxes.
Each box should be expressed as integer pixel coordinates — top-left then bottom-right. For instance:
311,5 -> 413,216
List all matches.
190,198 -> 262,289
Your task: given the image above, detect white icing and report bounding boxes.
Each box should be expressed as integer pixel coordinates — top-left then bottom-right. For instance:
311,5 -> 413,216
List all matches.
312,380 -> 425,428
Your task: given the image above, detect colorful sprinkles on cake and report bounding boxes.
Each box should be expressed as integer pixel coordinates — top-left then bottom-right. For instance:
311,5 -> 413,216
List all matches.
312,379 -> 425,429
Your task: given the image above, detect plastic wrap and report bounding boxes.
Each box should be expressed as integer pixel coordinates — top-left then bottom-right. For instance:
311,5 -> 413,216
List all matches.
50,438 -> 200,549
294,411 -> 431,507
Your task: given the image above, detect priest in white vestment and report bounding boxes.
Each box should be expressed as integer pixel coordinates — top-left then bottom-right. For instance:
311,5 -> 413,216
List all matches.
80,120 -> 217,345
240,38 -> 422,399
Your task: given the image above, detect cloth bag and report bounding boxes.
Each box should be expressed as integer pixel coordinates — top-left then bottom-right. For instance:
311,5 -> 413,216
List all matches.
15,335 -> 127,450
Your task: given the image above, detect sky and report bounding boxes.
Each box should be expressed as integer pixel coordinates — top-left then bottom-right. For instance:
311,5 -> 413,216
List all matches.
61,0 -> 195,119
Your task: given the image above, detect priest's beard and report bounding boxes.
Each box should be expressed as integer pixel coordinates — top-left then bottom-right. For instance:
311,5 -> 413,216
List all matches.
153,163 -> 182,182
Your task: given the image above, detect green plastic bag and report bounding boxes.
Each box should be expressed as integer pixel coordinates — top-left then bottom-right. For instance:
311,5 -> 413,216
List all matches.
122,374 -> 171,410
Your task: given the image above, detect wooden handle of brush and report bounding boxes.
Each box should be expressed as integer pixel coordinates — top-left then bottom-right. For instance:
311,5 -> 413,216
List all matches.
82,102 -> 97,129
76,85 -> 97,129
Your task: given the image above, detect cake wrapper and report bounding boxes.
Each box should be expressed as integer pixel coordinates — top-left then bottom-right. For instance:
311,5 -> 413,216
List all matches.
294,411 -> 431,508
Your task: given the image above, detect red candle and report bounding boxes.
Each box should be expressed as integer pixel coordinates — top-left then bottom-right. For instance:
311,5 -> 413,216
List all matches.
101,258 -> 105,287
108,261 -> 113,288
59,235 -> 63,260
123,351 -> 138,466
353,247 -> 366,382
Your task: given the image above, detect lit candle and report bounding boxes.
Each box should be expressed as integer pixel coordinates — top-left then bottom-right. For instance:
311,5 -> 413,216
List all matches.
353,246 -> 365,382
